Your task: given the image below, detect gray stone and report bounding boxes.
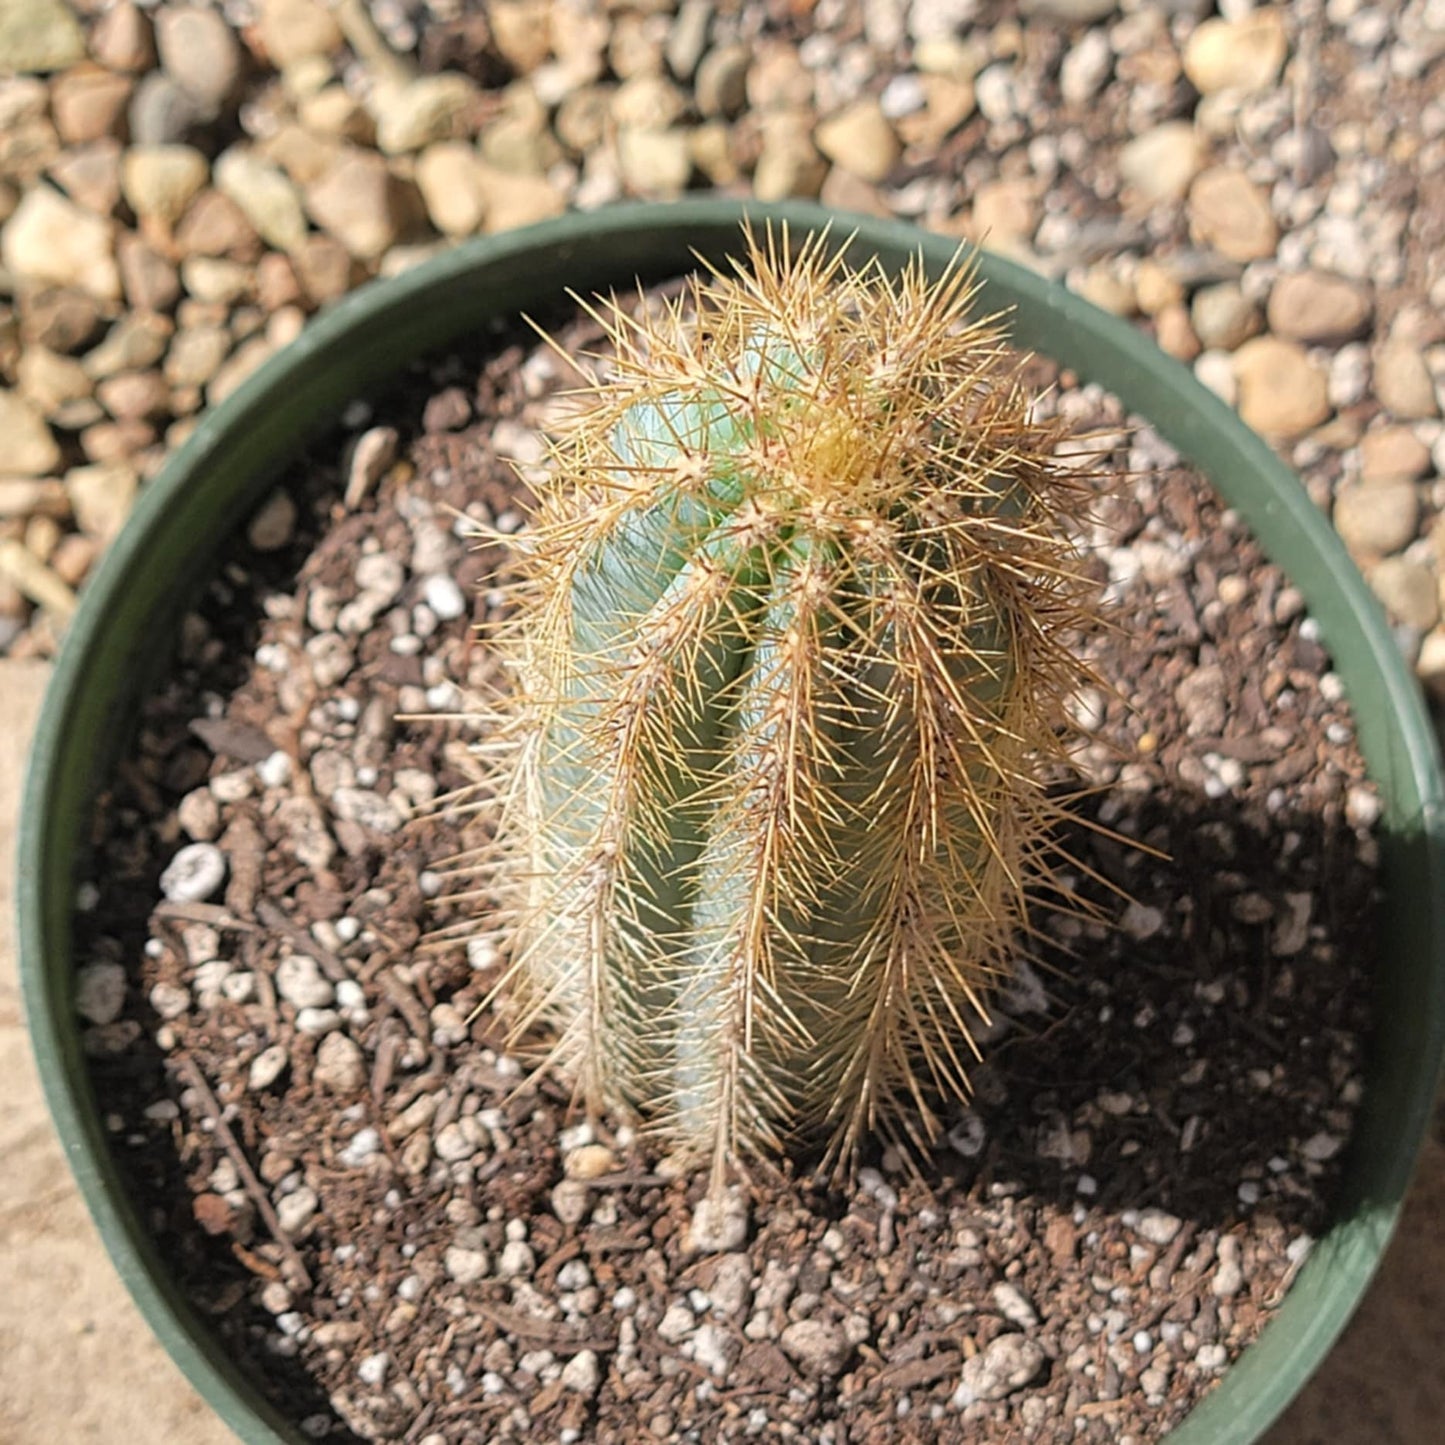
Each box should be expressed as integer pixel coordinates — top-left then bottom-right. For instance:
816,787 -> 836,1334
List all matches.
155,5 -> 244,115
1190,283 -> 1261,352
696,44 -> 750,119
75,961 -> 127,1026
128,72 -> 205,146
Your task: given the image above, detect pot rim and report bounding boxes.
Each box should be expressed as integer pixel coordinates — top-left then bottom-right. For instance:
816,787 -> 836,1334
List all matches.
18,198 -> 1445,1445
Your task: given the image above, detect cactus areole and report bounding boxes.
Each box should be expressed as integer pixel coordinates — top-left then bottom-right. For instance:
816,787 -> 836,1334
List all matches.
479,226 -> 1109,1183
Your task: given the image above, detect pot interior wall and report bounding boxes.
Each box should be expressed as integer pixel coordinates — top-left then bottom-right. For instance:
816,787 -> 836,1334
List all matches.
19,199 -> 1445,1445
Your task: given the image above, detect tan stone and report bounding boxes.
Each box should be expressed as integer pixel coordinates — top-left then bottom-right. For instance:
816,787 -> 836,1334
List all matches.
1,185 -> 120,300
121,144 -> 210,227
1334,480 -> 1419,558
1232,335 -> 1330,437
16,347 -> 91,416
1369,556 -> 1439,631
1134,260 -> 1185,316
1183,12 -> 1288,95
116,232 -> 181,311
257,0 -> 343,70
896,74 -> 976,149
371,73 -> 479,155
972,178 -> 1039,242
174,188 -> 260,259
213,146 -> 309,253
1375,340 -> 1439,420
1359,427 -> 1433,484
617,127 -> 695,198
1119,121 -> 1204,205
49,65 -> 131,145
1155,304 -> 1201,362
753,111 -> 827,202
1189,166 -> 1278,262
65,461 -> 138,542
415,142 -> 488,236
303,149 -> 423,259
88,1 -> 155,73
48,139 -> 123,215
95,369 -> 171,422
488,0 -> 553,74
0,390 -> 61,475
292,233 -> 354,305
473,161 -> 566,233
297,86 -> 375,144
814,99 -> 900,184
1267,270 -> 1372,344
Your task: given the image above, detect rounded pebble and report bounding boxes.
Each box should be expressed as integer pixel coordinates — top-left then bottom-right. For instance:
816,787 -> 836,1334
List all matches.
159,841 -> 227,902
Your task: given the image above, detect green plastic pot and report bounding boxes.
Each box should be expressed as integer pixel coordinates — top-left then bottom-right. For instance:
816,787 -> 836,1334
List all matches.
19,199 -> 1445,1444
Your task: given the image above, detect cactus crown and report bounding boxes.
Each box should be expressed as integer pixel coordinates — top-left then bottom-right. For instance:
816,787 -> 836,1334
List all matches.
462,225 -> 1108,1186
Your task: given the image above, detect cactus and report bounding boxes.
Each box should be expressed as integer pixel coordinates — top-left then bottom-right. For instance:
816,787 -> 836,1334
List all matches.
469,226 -> 1107,1185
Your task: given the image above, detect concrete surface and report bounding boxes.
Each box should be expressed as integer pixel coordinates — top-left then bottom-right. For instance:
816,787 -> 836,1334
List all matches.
0,657 -> 1439,1443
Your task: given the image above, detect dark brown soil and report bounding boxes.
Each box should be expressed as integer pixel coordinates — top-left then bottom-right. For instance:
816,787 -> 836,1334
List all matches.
73,300 -> 1377,1444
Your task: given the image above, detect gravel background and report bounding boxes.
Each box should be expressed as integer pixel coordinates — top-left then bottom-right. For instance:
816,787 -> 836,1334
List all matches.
0,1 -> 1442,1442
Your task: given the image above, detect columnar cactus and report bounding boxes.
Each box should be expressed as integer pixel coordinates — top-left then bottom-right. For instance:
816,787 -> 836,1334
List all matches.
476,227 -> 1106,1184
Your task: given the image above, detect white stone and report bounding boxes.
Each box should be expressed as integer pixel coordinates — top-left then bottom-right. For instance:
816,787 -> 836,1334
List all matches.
953,1333 -> 1046,1406
314,1031 -> 366,1093
159,842 -> 227,902
560,1349 -> 601,1396
444,1246 -> 490,1284
248,1044 -> 290,1091
657,1301 -> 696,1343
275,953 -> 334,1010
684,1189 -> 750,1254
